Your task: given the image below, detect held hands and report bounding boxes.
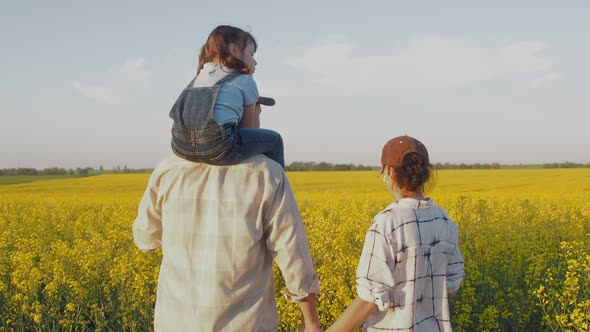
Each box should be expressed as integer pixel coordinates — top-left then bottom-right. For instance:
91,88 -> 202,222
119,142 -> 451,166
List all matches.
299,321 -> 322,332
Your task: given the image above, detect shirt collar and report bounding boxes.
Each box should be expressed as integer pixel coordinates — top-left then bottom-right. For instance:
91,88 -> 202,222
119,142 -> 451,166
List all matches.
203,62 -> 231,74
389,197 -> 433,209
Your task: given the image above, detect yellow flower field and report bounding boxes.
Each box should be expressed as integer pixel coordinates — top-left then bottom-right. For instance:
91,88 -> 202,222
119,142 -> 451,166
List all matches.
1,169 -> 589,331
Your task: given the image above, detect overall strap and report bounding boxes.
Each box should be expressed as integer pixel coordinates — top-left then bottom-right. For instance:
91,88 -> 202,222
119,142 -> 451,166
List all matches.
186,76 -> 198,88
185,71 -> 241,89
213,71 -> 241,87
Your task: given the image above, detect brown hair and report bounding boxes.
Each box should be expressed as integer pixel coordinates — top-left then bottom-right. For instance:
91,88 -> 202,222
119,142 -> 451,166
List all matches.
392,152 -> 436,193
198,25 -> 257,74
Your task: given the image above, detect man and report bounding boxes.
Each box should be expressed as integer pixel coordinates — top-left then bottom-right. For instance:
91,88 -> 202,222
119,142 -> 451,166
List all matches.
133,153 -> 321,331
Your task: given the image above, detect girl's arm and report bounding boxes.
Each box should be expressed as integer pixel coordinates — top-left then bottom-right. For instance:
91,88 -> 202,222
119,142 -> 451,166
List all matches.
238,103 -> 261,128
326,297 -> 376,332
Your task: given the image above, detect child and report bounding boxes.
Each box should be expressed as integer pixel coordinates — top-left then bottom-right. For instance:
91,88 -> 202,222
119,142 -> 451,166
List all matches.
327,135 -> 465,332
169,25 -> 284,168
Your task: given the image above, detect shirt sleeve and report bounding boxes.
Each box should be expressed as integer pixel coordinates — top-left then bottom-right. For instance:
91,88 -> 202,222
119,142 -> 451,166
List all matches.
132,170 -> 163,252
356,217 -> 395,312
446,239 -> 465,294
263,171 -> 320,302
228,74 -> 259,106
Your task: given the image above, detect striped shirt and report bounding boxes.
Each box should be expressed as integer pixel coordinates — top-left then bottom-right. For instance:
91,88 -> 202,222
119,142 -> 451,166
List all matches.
133,154 -> 319,331
356,198 -> 464,331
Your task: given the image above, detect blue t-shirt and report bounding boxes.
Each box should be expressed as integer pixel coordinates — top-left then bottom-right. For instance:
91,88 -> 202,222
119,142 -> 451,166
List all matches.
193,62 -> 258,125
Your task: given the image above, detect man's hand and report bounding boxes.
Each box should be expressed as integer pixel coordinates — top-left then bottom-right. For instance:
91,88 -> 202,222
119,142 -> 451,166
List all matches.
299,321 -> 322,332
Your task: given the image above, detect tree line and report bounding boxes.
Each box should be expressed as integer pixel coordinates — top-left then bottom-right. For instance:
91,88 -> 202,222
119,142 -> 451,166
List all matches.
433,162 -> 501,170
0,167 -> 93,176
433,162 -> 590,169
286,162 -> 375,172
0,165 -> 151,176
540,162 -> 590,169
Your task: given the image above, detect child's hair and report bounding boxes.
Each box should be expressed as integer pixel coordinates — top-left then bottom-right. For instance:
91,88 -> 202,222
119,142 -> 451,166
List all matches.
392,152 -> 436,194
198,25 -> 257,74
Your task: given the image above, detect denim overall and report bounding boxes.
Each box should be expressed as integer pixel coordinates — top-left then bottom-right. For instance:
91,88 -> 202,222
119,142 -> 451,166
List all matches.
169,73 -> 285,167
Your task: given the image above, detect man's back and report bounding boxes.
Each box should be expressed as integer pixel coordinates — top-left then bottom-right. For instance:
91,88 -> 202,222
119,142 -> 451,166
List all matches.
133,155 -> 319,331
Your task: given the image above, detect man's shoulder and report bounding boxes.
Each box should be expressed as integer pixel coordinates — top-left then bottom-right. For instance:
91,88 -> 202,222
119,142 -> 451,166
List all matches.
153,154 -> 191,172
232,155 -> 285,180
241,154 -> 282,169
152,154 -> 284,179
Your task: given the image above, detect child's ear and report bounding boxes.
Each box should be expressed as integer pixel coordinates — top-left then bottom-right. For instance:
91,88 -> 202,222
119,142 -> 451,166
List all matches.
227,43 -> 240,58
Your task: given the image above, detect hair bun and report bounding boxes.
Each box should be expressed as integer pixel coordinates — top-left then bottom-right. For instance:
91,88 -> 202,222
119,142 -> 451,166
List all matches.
393,153 -> 432,192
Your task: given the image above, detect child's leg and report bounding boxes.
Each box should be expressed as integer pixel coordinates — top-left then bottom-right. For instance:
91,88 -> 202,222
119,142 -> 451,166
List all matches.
236,128 -> 285,168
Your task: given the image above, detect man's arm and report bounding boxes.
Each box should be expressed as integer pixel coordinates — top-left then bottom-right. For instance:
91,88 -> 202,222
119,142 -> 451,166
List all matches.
264,171 -> 321,328
298,294 -> 322,332
326,297 -> 376,332
132,171 -> 163,252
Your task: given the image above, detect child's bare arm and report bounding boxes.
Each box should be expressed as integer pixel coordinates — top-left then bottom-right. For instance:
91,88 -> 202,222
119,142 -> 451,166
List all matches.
326,297 -> 376,332
238,103 -> 260,128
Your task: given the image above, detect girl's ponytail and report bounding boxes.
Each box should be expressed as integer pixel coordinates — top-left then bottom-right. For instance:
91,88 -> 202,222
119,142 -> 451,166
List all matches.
393,153 -> 435,193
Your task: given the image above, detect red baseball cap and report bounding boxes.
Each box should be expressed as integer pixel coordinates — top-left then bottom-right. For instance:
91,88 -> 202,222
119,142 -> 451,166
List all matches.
379,135 -> 429,174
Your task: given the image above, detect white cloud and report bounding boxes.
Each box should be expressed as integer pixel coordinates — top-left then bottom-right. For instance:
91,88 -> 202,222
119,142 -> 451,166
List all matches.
286,36 -> 555,90
73,58 -> 152,106
72,81 -> 121,106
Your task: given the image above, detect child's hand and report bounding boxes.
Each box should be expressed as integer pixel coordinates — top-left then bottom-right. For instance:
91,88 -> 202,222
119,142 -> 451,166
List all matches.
254,104 -> 261,128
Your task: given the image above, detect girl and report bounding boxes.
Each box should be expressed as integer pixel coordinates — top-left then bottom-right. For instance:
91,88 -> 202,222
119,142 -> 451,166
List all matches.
327,135 -> 465,332
169,25 -> 284,168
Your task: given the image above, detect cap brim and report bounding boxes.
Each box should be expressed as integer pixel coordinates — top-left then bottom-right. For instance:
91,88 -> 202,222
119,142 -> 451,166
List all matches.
257,96 -> 275,106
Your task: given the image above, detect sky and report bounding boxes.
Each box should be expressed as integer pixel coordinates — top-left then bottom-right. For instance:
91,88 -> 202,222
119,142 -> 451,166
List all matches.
1,0 -> 589,169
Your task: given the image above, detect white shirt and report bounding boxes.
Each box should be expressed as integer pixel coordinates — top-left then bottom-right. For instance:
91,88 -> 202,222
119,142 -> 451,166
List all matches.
133,154 -> 319,331
356,198 -> 464,332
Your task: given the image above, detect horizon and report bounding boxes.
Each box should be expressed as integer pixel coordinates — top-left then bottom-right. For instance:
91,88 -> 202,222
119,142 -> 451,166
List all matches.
2,1 -> 589,169
2,160 -> 589,172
